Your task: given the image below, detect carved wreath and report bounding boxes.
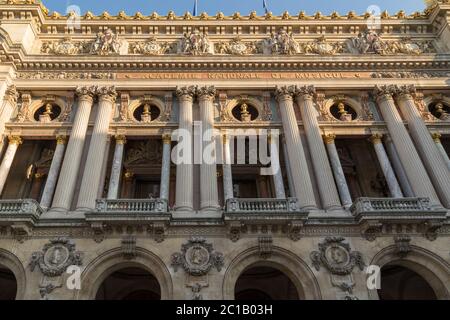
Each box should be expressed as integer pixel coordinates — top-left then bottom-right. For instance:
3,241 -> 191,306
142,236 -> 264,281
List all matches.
310,237 -> 364,275
171,237 -> 224,276
29,237 -> 83,277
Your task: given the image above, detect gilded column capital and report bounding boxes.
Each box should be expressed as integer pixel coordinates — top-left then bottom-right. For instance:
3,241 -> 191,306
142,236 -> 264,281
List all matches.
197,86 -> 216,101
395,84 -> 416,102
97,86 -> 118,103
162,133 -> 172,144
8,135 -> 22,145
75,85 -> 96,102
176,85 -> 197,101
370,133 -> 383,144
115,135 -> 127,145
294,85 -> 316,100
323,133 -> 336,144
432,133 -> 442,143
274,85 -> 295,102
222,133 -> 229,144
4,85 -> 18,105
373,84 -> 397,103
56,135 -> 67,145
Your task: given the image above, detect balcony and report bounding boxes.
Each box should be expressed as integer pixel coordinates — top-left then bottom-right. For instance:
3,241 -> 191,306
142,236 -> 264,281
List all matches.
0,199 -> 43,241
350,197 -> 448,241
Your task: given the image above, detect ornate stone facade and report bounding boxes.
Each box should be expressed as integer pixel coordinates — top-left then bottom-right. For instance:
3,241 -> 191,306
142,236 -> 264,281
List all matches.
0,1 -> 449,300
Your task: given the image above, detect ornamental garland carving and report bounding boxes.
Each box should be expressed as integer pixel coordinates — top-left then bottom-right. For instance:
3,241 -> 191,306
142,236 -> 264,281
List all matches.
215,37 -> 261,55
129,38 -> 175,55
171,237 -> 224,276
310,237 -> 365,275
29,237 -> 83,277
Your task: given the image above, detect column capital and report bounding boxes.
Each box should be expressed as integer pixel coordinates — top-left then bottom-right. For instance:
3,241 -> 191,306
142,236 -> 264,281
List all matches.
8,135 -> 22,145
56,135 -> 68,145
97,86 -> 118,103
115,135 -> 127,145
162,133 -> 172,144
323,133 -> 336,144
395,84 -> 416,102
197,85 -> 216,101
124,170 -> 134,180
294,85 -> 316,100
373,84 -> 397,103
4,84 -> 18,105
274,85 -> 295,102
176,85 -> 197,101
432,132 -> 442,143
75,85 -> 96,102
370,133 -> 383,144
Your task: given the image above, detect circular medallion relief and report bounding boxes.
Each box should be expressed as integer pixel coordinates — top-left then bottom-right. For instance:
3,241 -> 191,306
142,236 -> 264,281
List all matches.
43,245 -> 70,269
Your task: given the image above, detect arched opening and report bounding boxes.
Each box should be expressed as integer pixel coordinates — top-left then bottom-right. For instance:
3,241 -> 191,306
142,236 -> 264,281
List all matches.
0,266 -> 18,300
234,266 -> 299,300
378,265 -> 437,300
95,267 -> 161,300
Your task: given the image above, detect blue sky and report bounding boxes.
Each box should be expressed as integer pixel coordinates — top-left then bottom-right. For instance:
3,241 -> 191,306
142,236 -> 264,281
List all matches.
42,0 -> 427,16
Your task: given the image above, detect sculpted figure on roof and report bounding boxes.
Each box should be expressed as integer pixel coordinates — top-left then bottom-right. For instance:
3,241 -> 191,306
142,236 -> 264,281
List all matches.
90,28 -> 121,55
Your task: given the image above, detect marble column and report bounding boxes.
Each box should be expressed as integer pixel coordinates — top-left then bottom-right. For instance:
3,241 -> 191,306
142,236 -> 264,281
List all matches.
107,135 -> 126,200
323,134 -> 353,208
0,136 -> 22,195
269,131 -> 286,199
395,85 -> 450,207
384,135 -> 414,197
222,133 -> 234,202
370,133 -> 403,198
432,133 -> 450,172
159,133 -> 172,201
174,86 -> 195,211
40,136 -> 67,209
295,85 -> 341,210
52,86 -> 95,211
198,86 -> 220,211
77,86 -> 117,210
275,86 -> 317,210
373,85 -> 440,206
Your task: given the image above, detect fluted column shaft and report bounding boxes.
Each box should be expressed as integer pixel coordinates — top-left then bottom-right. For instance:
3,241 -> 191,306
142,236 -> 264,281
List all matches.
52,87 -> 95,211
222,134 -> 234,202
77,87 -> 117,210
370,134 -> 403,198
198,87 -> 220,210
374,88 -> 440,205
0,136 -> 22,195
384,135 -> 414,197
40,136 -> 67,209
281,137 -> 295,197
160,133 -> 172,201
276,87 -> 317,209
175,87 -> 195,211
295,86 -> 341,210
324,134 -> 353,208
107,135 -> 126,200
432,133 -> 450,172
269,132 -> 286,199
396,91 -> 450,207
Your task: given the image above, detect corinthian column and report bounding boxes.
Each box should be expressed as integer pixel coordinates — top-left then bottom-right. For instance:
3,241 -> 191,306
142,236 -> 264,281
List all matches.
222,133 -> 234,201
52,86 -> 95,212
373,85 -> 440,206
0,136 -> 22,195
432,133 -> 450,172
40,136 -> 67,209
174,86 -> 195,211
324,134 -> 352,208
370,133 -> 403,198
0,85 -> 18,137
275,86 -> 317,210
159,133 -> 172,201
77,86 -> 117,211
295,86 -> 341,210
107,135 -> 126,200
198,86 -> 220,211
395,85 -> 450,207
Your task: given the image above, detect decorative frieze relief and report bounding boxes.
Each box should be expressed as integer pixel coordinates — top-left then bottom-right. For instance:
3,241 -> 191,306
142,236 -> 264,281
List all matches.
215,37 -> 261,55
129,38 -> 175,55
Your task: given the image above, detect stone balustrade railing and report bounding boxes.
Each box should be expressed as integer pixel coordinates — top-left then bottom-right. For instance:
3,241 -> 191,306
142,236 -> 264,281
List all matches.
225,198 -> 299,213
0,199 -> 43,217
350,197 -> 434,215
95,199 -> 168,213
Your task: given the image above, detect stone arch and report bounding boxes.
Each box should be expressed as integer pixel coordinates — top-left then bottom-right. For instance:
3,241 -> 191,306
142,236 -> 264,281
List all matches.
0,248 -> 27,300
128,96 -> 165,123
223,246 -> 321,300
75,247 -> 173,300
368,245 -> 450,300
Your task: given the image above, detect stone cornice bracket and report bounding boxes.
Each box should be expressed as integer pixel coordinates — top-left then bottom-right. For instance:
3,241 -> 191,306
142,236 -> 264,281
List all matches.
4,84 -> 18,105
373,84 -> 397,103
294,85 -> 316,101
176,85 -> 197,101
96,86 -> 117,103
197,85 -> 216,101
75,85 -> 96,102
274,85 -> 295,102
